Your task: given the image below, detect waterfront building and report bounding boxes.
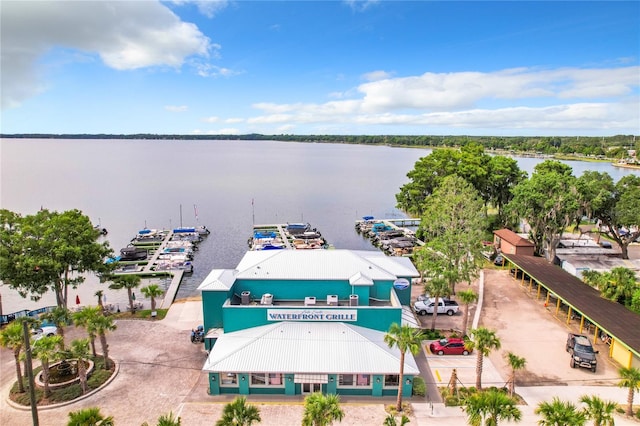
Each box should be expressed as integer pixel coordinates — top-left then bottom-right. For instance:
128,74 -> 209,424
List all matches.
198,249 -> 420,397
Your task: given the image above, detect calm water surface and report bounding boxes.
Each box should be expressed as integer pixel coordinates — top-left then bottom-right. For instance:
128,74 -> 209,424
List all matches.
1,139 -> 638,311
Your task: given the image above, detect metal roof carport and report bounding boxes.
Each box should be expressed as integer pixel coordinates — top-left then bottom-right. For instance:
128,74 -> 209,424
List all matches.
503,254 -> 640,369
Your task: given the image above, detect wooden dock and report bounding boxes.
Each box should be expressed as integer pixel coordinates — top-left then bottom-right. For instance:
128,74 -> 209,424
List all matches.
160,269 -> 184,309
112,228 -> 207,309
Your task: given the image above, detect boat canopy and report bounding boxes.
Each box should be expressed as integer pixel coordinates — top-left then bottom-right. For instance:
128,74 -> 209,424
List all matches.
174,227 -> 197,233
254,231 -> 277,239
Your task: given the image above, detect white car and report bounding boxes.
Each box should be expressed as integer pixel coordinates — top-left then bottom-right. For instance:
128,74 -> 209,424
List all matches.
31,325 -> 58,341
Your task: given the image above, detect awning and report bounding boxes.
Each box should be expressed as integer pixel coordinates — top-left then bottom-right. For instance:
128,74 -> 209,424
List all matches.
294,374 -> 328,384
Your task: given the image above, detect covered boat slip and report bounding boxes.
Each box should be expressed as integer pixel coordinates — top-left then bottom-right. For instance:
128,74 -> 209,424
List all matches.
203,322 -> 418,397
503,254 -> 640,369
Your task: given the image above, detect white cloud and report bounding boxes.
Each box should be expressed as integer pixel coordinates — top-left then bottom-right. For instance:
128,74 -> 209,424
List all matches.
202,116 -> 219,123
1,0 -> 213,109
225,118 -> 244,123
170,0 -> 230,18
355,67 -> 639,112
343,0 -> 380,12
239,66 -> 639,134
362,70 -> 394,82
165,105 -> 188,112
194,63 -> 242,78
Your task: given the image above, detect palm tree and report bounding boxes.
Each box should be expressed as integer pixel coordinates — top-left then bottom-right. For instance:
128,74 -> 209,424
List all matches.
535,397 -> 587,426
458,288 -> 478,337
463,388 -> 522,426
42,305 -> 71,349
72,306 -> 101,357
302,392 -> 344,426
141,284 -> 164,312
383,413 -> 410,425
92,313 -> 117,370
95,290 -> 105,313
618,366 -> 640,417
157,411 -> 182,426
384,323 -> 424,411
32,334 -> 64,398
424,277 -> 451,331
466,327 -> 501,390
602,267 -> 637,305
67,407 -> 114,426
581,270 -> 606,289
215,396 -> 261,426
66,338 -> 91,394
109,274 -> 141,313
0,321 -> 26,393
579,394 -> 617,426
505,352 -> 526,398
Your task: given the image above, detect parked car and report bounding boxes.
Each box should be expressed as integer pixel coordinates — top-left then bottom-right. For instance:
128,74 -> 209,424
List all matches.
31,325 -> 58,342
566,333 -> 598,372
429,337 -> 471,355
413,298 -> 460,316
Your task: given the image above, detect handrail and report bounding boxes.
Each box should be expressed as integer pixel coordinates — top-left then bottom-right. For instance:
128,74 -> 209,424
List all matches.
0,306 -> 57,325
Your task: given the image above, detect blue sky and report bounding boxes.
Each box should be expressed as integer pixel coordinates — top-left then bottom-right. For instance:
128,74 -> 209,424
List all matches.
1,0 -> 638,136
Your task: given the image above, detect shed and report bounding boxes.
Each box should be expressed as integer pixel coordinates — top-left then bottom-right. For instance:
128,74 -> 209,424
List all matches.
493,229 -> 535,256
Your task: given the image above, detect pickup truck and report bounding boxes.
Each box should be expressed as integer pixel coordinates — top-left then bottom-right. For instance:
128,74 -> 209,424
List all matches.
413,298 -> 460,316
566,333 -> 598,372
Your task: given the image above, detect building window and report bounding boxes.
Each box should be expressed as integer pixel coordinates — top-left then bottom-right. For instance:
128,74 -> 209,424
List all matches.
220,373 -> 237,386
338,374 -> 371,387
251,373 -> 267,386
356,374 -> 370,386
384,374 -> 399,387
268,373 -> 283,386
338,374 -> 354,386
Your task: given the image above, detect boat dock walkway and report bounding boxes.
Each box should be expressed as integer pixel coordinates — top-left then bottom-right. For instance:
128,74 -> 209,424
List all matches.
160,269 -> 184,309
141,230 -> 173,273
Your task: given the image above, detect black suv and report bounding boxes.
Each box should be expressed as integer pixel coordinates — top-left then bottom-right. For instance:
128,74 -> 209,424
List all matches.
566,333 -> 598,372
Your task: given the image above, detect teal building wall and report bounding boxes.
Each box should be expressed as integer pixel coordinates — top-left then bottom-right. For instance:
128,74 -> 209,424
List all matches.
221,304 -> 402,333
206,372 -> 415,397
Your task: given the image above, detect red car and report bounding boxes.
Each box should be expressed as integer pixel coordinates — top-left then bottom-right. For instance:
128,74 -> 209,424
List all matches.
429,338 -> 471,355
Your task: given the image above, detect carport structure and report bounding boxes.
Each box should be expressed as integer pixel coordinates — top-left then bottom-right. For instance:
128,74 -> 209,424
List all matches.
502,254 -> 640,370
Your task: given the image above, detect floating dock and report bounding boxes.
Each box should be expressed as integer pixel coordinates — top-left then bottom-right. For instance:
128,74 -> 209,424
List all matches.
355,218 -> 424,256
112,226 -> 209,308
249,223 -> 330,250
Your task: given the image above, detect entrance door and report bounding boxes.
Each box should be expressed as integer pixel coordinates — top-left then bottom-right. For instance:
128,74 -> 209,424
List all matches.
302,383 -> 322,394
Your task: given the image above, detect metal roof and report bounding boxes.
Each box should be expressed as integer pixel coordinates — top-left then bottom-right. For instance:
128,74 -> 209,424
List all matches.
504,254 -> 640,356
494,229 -> 535,247
202,321 -> 419,375
234,249 -> 418,281
197,269 -> 237,291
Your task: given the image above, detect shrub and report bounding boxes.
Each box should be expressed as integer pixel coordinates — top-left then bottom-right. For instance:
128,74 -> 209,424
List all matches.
412,376 -> 426,397
422,329 -> 444,340
445,396 -> 460,406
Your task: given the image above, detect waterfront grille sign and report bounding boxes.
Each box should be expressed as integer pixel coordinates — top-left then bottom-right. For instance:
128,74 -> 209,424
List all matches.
267,309 -> 357,322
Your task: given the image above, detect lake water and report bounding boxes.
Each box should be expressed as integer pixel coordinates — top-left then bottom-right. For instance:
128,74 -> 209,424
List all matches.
1,138 -> 638,313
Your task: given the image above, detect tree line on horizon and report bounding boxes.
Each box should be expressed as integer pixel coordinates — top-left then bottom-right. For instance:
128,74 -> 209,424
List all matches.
1,133 -> 638,159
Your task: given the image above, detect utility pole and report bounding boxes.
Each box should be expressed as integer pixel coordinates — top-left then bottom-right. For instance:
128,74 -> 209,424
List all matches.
22,321 -> 39,426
